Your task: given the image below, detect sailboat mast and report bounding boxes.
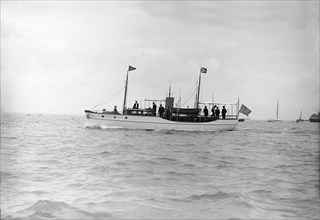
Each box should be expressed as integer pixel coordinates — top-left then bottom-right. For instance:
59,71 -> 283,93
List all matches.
123,69 -> 129,114
276,99 -> 279,120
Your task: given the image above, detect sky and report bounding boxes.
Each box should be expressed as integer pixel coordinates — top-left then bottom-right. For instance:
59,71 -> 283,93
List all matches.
1,1 -> 319,120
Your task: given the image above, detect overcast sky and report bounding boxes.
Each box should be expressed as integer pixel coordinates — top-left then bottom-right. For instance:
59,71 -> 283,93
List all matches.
1,1 -> 319,120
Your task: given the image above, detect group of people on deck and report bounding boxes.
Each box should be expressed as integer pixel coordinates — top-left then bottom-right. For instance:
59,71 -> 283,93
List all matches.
152,102 -> 164,117
123,101 -> 226,119
203,105 -> 227,119
132,101 -> 165,117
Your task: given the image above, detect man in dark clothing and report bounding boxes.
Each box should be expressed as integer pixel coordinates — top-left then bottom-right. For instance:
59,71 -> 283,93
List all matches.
153,102 -> 157,116
133,101 -> 139,109
158,104 -> 164,117
204,106 -> 208,117
215,107 -> 220,119
211,105 -> 216,117
222,106 -> 227,119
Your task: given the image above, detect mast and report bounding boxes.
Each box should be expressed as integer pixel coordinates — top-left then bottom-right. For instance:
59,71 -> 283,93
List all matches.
196,67 -> 207,109
123,65 -> 136,114
196,70 -> 202,109
276,99 -> 279,120
194,82 -> 198,108
123,69 -> 129,114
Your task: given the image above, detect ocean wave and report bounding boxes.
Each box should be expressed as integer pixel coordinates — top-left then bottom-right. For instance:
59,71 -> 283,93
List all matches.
182,163 -> 196,167
101,150 -> 112,155
1,136 -> 18,140
2,200 -> 112,220
166,171 -> 196,176
155,157 -> 179,163
170,191 -> 259,212
186,191 -> 232,202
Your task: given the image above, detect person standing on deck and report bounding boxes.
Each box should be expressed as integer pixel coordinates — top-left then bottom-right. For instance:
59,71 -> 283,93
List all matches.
215,107 -> 220,119
204,106 -> 208,117
153,102 -> 157,116
133,101 -> 139,109
113,106 -> 118,113
211,105 -> 216,118
222,106 -> 227,119
158,104 -> 164,117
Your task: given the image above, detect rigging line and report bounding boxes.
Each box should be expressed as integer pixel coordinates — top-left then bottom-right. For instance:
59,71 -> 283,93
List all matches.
91,89 -> 123,110
182,87 -> 197,107
93,87 -> 124,109
91,87 -> 124,110
181,83 -> 197,107
93,77 -> 125,107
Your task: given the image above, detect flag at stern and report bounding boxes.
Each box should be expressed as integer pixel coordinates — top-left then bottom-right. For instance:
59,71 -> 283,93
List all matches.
239,104 -> 252,116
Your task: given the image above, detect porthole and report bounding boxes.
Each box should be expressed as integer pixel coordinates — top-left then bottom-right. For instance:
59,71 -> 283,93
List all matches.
125,117 -> 128,119
102,115 -> 104,118
114,116 -> 116,119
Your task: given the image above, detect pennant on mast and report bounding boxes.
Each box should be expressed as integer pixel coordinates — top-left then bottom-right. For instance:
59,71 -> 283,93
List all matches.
128,65 -> 136,71
200,67 -> 207,73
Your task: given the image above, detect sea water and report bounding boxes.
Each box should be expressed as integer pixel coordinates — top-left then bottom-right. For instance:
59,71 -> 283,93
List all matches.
1,113 -> 319,219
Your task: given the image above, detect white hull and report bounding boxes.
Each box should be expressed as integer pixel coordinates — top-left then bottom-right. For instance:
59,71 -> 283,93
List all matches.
85,112 -> 238,131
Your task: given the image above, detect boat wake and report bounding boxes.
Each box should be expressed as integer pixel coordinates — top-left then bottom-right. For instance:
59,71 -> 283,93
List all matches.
85,124 -> 124,130
100,125 -> 124,129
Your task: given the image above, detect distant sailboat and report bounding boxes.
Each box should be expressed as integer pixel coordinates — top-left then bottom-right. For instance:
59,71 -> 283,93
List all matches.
296,110 -> 304,122
267,99 -> 282,122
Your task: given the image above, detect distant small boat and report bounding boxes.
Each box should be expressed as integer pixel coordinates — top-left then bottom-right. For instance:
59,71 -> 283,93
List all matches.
296,110 -> 304,123
309,112 -> 320,122
267,99 -> 282,122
